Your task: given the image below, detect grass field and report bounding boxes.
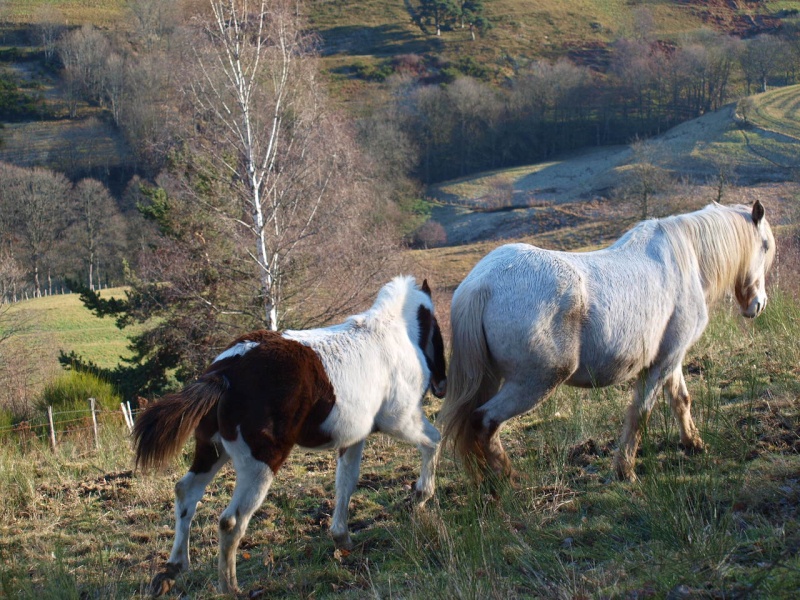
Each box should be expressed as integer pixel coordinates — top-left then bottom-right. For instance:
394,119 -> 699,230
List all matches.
4,287 -> 136,373
1,207 -> 799,598
0,2 -> 798,597
0,1 -> 126,27
0,287 -> 798,598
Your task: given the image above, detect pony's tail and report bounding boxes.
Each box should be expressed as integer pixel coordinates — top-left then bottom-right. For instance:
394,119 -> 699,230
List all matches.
133,375 -> 228,472
438,282 -> 498,475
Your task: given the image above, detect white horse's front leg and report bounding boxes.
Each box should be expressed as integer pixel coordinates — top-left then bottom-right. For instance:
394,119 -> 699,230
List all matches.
330,440 -> 365,550
665,367 -> 705,453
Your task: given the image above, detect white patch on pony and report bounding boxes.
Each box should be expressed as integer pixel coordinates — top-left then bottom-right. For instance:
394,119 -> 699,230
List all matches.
284,275 -> 433,450
213,341 -> 260,364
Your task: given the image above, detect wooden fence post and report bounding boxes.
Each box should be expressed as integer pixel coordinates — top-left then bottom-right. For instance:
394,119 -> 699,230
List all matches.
47,405 -> 57,452
120,402 -> 133,432
89,397 -> 100,450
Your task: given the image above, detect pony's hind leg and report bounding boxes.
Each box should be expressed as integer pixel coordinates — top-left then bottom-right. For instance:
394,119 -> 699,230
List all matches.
150,437 -> 229,597
665,368 -> 705,454
330,440 -> 366,550
217,438 -> 280,594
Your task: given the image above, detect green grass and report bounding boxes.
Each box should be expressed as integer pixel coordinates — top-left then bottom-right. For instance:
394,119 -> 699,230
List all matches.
746,84 -> 800,141
4,287 -> 138,372
0,282 -> 798,598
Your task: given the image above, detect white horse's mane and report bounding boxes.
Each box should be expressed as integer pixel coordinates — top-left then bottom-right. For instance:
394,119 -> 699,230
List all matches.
618,203 -> 765,303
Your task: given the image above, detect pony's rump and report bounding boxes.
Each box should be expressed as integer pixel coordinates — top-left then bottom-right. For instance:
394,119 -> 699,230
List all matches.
133,374 -> 228,472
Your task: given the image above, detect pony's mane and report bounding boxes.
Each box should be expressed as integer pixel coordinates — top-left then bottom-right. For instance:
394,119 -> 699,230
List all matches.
363,275 -> 430,325
656,203 -> 760,302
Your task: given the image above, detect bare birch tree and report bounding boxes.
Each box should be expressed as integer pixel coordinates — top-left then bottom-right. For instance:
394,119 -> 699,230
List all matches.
183,0 -> 350,330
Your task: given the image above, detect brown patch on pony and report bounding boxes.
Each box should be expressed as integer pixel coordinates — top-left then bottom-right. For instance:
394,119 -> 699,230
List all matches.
133,374 -> 228,472
214,331 -> 337,473
134,330 -> 338,475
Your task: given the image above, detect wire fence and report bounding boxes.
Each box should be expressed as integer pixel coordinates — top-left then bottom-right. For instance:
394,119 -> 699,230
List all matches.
0,399 -> 141,452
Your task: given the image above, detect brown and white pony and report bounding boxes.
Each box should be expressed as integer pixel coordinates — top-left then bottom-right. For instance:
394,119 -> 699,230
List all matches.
134,276 -> 446,595
439,202 -> 775,482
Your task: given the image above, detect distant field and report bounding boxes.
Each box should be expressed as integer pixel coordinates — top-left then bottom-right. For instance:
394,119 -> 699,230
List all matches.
746,84 -> 800,141
0,117 -> 131,171
5,287 -> 136,373
0,1 -> 126,26
311,0 -> 790,76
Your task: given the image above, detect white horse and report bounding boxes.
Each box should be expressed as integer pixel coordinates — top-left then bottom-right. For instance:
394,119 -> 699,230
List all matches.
134,276 -> 446,595
439,202 -> 775,481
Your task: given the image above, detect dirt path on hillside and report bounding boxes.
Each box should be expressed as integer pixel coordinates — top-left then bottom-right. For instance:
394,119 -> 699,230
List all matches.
428,102 -> 799,246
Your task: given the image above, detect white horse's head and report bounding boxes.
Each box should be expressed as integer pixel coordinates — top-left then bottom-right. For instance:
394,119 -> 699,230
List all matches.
735,201 -> 775,319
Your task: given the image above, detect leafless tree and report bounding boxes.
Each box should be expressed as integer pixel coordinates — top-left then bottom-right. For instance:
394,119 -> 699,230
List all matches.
100,51 -> 126,125
71,179 -> 124,290
630,6 -> 656,42
0,248 -> 23,302
57,24 -> 111,115
176,0 -> 396,329
445,77 -> 502,175
117,52 -> 177,173
126,0 -> 180,52
623,137 -> 672,220
740,34 -> 791,94
0,165 -> 71,296
32,5 -> 66,64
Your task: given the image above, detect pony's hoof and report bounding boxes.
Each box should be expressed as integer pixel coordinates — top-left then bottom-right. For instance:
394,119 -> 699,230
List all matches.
148,563 -> 182,597
218,580 -> 240,595
412,488 -> 434,508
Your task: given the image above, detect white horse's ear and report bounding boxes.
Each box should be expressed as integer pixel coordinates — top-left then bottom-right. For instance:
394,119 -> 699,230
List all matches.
421,279 -> 432,297
752,200 -> 765,226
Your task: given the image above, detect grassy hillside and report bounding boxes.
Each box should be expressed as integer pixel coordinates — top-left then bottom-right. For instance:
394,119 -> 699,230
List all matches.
4,287 -> 135,372
1,285 -> 798,598
422,86 -> 800,247
312,0 -> 790,78
745,83 -> 800,140
0,1 -> 126,27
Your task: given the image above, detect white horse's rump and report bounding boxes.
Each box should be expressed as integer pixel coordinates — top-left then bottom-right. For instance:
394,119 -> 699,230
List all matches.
440,202 -> 775,481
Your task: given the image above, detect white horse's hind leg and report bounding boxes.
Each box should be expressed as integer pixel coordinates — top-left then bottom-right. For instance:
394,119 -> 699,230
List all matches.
330,440 -> 365,550
665,368 -> 705,453
475,379 -> 562,479
218,444 -> 275,594
615,368 -> 665,480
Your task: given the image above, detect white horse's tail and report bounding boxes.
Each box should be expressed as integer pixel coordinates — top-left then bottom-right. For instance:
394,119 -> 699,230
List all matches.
438,281 -> 498,474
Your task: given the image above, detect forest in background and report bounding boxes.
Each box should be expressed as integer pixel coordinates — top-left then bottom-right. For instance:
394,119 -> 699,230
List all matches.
0,0 -> 799,409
